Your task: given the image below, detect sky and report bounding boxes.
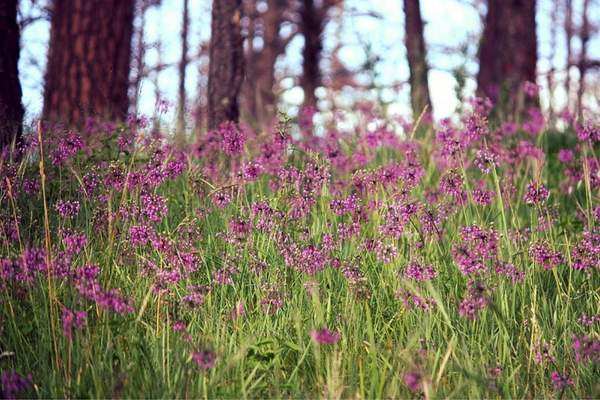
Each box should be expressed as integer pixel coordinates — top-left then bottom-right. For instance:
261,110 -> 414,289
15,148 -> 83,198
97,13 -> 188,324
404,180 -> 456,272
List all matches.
18,0 -> 600,128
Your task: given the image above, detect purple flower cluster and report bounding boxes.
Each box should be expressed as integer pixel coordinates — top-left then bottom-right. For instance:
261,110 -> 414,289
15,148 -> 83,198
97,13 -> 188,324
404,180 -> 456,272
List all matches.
403,371 -> 422,393
310,328 -> 340,345
452,225 -> 498,275
529,242 -> 562,270
330,193 -> 360,216
62,307 -> 87,341
550,371 -> 574,391
61,229 -> 88,255
523,182 -> 549,205
219,121 -> 246,156
140,193 -> 168,222
396,289 -> 435,312
1,370 -> 33,400
494,262 -> 525,284
55,199 -> 81,218
572,335 -> 600,364
402,261 -> 438,281
74,265 -> 134,314
192,350 -> 217,370
570,230 -> 600,271
182,284 -> 210,307
52,132 -> 83,165
458,280 -> 489,320
129,224 -> 154,247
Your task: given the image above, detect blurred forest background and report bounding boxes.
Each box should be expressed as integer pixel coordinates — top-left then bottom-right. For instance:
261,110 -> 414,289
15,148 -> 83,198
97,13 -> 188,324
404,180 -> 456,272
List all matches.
1,0 -> 599,147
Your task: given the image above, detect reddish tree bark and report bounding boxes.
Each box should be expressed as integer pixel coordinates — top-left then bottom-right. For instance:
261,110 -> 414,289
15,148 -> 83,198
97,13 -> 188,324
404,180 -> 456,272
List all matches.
43,0 -> 135,127
403,0 -> 432,119
207,0 -> 244,130
0,0 -> 23,148
176,0 -> 190,140
576,0 -> 590,118
243,0 -> 291,127
300,0 -> 324,110
476,0 -> 537,116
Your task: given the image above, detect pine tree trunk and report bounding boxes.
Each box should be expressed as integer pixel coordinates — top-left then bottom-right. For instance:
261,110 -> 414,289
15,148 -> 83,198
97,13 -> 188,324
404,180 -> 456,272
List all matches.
300,0 -> 324,110
43,0 -> 135,127
476,0 -> 537,117
0,0 -> 24,149
403,0 -> 432,119
176,0 -> 190,142
207,0 -> 244,131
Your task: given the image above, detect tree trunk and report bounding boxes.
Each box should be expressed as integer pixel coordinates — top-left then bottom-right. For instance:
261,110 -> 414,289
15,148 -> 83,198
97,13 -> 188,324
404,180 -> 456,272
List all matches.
176,0 -> 190,141
242,0 -> 290,128
476,0 -> 537,117
207,0 -> 244,130
300,0 -> 324,110
576,0 -> 589,119
0,0 -> 24,149
403,0 -> 432,119
564,0 -> 573,112
43,0 -> 135,127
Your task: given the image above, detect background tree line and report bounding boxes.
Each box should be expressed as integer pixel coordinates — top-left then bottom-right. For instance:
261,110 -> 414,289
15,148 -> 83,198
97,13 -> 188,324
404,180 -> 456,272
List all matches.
0,0 -> 598,149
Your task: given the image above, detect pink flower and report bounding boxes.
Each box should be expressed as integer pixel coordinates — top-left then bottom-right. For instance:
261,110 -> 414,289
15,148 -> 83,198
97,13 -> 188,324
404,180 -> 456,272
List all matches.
310,328 -> 340,345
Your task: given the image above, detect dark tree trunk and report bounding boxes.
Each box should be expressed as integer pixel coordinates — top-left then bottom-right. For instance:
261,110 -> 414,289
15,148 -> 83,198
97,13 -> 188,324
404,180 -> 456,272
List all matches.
476,0 -> 537,117
403,0 -> 432,119
564,0 -> 573,112
300,0 -> 324,110
576,0 -> 589,119
207,0 -> 244,130
176,0 -> 189,140
43,0 -> 135,127
0,0 -> 24,149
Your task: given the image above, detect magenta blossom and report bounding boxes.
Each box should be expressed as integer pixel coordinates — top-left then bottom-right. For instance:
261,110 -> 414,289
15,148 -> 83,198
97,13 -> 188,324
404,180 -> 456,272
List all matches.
310,328 -> 341,345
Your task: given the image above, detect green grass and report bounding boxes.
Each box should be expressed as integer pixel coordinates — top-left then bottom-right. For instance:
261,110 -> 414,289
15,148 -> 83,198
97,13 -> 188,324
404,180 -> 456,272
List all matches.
0,121 -> 598,399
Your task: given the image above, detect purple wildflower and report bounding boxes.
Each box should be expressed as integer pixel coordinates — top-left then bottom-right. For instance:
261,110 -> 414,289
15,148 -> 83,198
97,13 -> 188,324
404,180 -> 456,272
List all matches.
219,121 -> 246,155
523,182 -> 549,205
140,193 -> 168,222
55,199 -> 80,218
212,191 -> 232,209
529,242 -> 562,270
458,280 -> 489,320
310,328 -> 341,345
62,307 -> 87,341
192,350 -> 217,370
550,371 -> 574,391
572,335 -> 600,364
402,261 -> 438,281
403,371 -> 422,393
0,370 -> 33,400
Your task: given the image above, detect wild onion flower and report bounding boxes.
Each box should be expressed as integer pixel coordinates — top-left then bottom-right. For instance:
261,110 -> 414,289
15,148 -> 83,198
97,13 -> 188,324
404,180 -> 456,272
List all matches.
219,121 -> 246,155
458,280 -> 489,320
523,182 -> 549,205
55,199 -> 81,218
572,335 -> 600,364
61,229 -> 88,255
550,371 -> 574,391
140,193 -> 168,222
310,328 -> 340,345
212,191 -> 232,209
0,370 -> 33,399
402,261 -> 438,281
192,350 -> 217,370
403,371 -> 422,393
529,242 -> 562,270
570,230 -> 600,271
61,307 -> 87,341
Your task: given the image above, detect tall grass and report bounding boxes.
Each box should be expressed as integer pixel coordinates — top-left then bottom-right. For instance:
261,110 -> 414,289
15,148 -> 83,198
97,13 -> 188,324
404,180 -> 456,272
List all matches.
0,107 -> 598,399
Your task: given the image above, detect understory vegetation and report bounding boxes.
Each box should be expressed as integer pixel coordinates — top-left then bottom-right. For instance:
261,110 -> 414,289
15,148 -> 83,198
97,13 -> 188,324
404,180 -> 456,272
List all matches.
0,104 -> 599,398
